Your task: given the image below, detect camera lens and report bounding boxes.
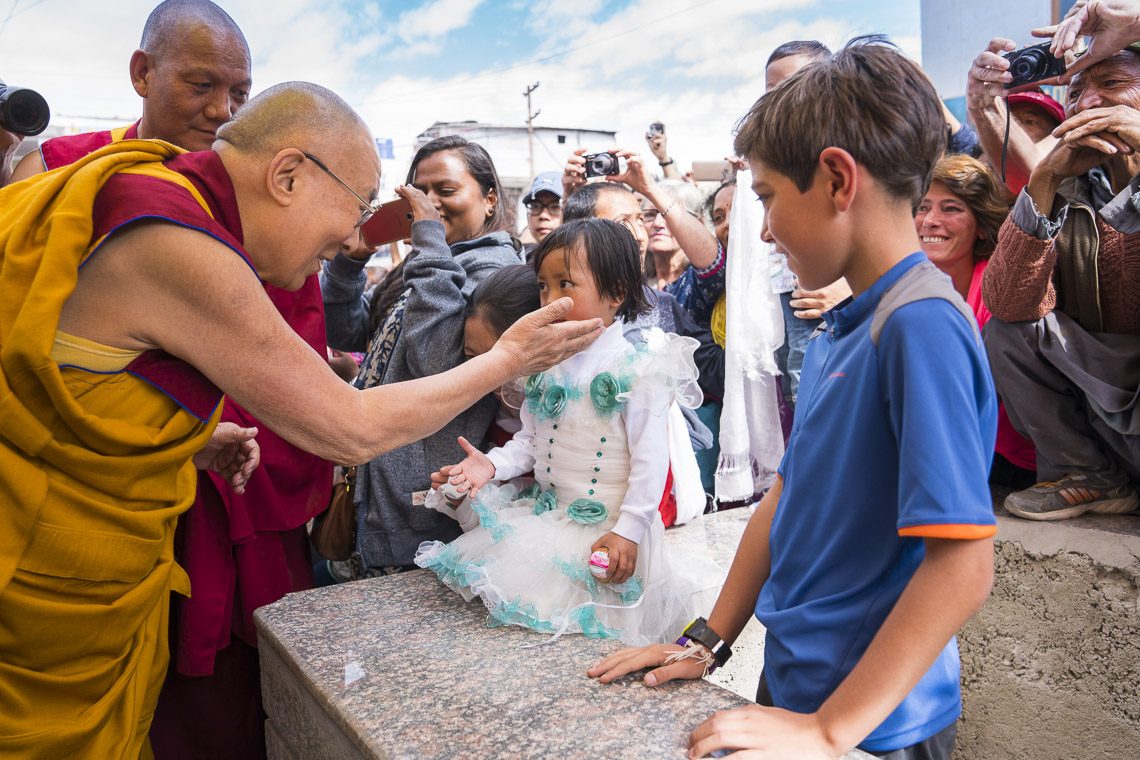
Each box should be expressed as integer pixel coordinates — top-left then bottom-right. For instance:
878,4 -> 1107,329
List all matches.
0,87 -> 50,136
1011,50 -> 1047,82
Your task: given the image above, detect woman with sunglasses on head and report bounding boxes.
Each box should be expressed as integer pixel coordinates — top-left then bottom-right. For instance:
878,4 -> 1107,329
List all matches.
321,135 -> 524,578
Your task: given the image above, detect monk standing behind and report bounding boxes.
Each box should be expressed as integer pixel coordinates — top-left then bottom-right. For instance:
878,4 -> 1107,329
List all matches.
10,3 -> 330,755
0,80 -> 601,759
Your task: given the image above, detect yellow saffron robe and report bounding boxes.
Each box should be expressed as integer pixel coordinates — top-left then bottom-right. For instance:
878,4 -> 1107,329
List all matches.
0,141 -> 224,759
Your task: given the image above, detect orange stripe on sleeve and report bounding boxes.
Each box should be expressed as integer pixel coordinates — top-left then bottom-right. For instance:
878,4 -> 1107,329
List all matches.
898,524 -> 997,540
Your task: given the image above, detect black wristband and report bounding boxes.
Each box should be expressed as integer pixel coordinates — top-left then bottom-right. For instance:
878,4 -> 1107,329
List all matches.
681,617 -> 732,667
658,158 -> 674,167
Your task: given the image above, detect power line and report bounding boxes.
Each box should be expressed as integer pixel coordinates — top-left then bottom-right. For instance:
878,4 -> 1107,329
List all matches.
353,0 -> 721,107
0,0 -> 22,43
13,0 -> 46,17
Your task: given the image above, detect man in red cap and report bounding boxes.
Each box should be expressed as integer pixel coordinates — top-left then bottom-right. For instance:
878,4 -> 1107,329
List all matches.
967,39 -> 1068,193
1006,89 -> 1066,144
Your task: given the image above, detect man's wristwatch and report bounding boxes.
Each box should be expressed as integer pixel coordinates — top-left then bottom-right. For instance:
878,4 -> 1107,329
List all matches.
658,158 -> 674,167
675,617 -> 732,668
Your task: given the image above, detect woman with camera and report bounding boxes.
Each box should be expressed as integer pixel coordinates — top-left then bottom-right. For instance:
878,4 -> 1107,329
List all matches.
321,135 -> 523,577
563,147 -> 721,327
914,154 -> 1036,487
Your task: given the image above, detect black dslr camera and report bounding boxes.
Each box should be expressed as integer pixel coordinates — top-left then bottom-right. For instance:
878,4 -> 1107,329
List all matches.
0,80 -> 50,136
1002,42 -> 1067,89
584,151 -> 620,178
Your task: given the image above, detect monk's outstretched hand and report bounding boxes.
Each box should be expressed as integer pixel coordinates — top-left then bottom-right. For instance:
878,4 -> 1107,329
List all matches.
494,297 -> 604,378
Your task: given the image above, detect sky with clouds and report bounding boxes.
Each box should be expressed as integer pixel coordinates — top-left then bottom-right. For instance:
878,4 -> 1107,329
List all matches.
0,0 -> 922,183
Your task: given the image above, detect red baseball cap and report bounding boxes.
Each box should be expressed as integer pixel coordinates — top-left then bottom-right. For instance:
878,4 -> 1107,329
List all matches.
1007,89 -> 1066,125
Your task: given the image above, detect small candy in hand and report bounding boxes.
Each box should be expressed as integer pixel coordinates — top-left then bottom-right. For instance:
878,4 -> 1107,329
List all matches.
438,480 -> 465,503
588,548 -> 610,579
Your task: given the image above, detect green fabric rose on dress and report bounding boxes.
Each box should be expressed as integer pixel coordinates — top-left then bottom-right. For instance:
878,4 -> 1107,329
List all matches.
525,373 -> 546,401
533,488 -> 558,516
566,498 -> 608,525
539,384 -> 568,419
589,371 -> 627,416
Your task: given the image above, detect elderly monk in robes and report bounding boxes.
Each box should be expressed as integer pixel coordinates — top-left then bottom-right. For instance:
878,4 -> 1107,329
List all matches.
10,0 -> 251,179
0,81 -> 602,760
7,5 -> 339,755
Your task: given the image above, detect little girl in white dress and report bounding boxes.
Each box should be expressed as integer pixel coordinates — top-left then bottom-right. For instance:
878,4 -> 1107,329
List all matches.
415,218 -> 717,645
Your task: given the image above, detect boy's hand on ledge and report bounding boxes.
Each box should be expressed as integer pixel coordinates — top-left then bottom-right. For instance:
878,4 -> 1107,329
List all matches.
586,643 -> 706,686
688,704 -> 840,759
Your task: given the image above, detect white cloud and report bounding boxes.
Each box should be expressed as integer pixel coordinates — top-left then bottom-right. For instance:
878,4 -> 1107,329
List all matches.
396,0 -> 483,43
3,0 -> 926,197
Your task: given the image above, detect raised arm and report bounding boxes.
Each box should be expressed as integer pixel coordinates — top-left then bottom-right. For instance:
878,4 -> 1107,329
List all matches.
966,38 -> 1058,192
608,150 -> 719,269
1033,0 -> 1140,80
60,223 -> 601,466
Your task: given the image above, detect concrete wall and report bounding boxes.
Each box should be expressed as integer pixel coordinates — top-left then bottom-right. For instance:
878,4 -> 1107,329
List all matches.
921,0 -> 1053,101
956,513 -> 1140,759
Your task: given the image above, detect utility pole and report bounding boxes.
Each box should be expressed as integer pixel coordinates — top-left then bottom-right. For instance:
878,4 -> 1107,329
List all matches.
524,81 -> 540,179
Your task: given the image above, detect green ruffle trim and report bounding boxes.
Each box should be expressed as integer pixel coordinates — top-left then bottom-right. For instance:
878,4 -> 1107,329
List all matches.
552,554 -> 600,597
573,606 -> 619,639
419,544 -> 487,590
611,575 -> 644,604
472,500 -> 515,542
552,555 -> 643,605
487,598 -> 558,634
487,597 -> 619,640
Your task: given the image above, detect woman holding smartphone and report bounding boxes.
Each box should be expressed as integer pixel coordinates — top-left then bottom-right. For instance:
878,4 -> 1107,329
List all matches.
321,135 -> 523,577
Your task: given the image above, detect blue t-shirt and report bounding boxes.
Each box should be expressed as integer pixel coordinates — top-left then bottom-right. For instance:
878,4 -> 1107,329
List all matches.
755,253 -> 997,752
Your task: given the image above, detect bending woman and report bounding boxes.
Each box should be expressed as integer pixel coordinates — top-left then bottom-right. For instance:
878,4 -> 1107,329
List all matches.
322,135 -> 524,575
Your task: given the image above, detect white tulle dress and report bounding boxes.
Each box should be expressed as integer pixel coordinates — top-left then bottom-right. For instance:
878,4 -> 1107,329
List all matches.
415,322 -> 720,645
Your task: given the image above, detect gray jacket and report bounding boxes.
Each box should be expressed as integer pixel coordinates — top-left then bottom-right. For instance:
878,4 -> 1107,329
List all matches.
321,220 -> 523,571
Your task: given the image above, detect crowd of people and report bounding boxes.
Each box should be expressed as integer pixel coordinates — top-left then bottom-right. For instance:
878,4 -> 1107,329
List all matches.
0,0 -> 1137,758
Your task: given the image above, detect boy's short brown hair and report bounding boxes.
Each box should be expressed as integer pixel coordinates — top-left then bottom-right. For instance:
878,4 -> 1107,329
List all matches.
735,35 -> 944,206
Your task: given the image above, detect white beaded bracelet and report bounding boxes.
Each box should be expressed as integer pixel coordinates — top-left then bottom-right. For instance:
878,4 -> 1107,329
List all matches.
664,640 -> 717,677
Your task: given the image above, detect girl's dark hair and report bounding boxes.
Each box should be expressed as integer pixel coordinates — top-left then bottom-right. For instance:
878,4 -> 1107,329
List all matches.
530,218 -> 650,323
704,180 -> 736,223
368,135 -> 515,334
467,264 -> 540,336
562,182 -> 632,222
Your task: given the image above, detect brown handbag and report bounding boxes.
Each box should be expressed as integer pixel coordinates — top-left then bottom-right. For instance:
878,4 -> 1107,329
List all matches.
311,465 -> 357,561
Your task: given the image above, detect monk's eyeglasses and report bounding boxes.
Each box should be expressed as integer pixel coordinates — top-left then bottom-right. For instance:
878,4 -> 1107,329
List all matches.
302,151 -> 380,228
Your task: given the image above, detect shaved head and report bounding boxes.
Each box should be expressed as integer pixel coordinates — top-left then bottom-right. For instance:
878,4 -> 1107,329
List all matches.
217,81 -> 373,158
130,0 -> 251,151
141,0 -> 249,60
215,82 -> 381,292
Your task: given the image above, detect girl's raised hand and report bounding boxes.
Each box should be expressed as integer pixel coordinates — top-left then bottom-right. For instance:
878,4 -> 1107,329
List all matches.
447,436 -> 496,499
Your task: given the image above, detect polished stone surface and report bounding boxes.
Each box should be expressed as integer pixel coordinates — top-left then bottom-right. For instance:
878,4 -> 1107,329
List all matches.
257,509 -> 872,759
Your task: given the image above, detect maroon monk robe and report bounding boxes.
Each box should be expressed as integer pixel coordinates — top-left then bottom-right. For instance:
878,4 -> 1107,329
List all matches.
40,121 -> 140,171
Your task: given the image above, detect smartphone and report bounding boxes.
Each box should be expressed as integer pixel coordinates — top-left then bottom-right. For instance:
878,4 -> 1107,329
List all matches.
647,121 -> 665,137
691,160 -> 731,182
361,197 -> 414,247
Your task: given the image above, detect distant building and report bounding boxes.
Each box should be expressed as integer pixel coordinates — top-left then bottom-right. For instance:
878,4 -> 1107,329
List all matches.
921,0 -> 1078,122
413,120 -> 617,210
11,117 -> 137,165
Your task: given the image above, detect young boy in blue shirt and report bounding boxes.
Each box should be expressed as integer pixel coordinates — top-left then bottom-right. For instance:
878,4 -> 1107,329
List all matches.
589,37 -> 997,759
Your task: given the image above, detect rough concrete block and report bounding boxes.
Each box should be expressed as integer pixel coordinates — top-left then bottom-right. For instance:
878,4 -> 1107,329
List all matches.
956,512 -> 1140,759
